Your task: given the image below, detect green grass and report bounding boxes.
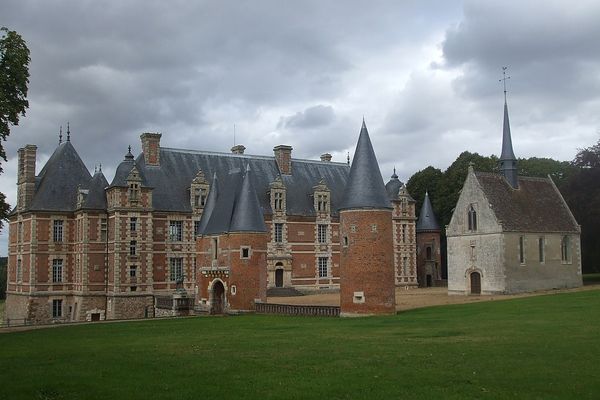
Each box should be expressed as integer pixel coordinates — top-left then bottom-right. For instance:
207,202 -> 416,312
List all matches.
1,291 -> 600,400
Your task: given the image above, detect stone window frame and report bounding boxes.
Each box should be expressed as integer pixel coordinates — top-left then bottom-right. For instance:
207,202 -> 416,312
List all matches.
561,235 -> 572,264
467,204 -> 477,232
53,219 -> 64,242
317,224 -> 328,244
518,236 -> 526,265
273,191 -> 284,211
16,258 -> 22,283
129,240 -> 137,256
317,256 -> 329,278
169,220 -> 184,242
193,220 -> 201,237
130,216 -> 138,232
129,265 -> 137,278
100,218 -> 108,242
52,258 -> 63,283
169,257 -> 184,282
538,236 -> 545,264
273,223 -> 284,243
240,246 -> 251,259
52,299 -> 63,318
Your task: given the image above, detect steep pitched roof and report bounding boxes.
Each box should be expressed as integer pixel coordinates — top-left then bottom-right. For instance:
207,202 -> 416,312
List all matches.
82,171 -> 108,210
230,166 -> 267,232
201,170 -> 243,235
339,121 -> 391,210
29,142 -> 92,212
196,173 -> 219,234
500,102 -> 516,160
416,191 -> 440,232
474,171 -> 579,233
385,170 -> 404,200
134,147 -> 350,215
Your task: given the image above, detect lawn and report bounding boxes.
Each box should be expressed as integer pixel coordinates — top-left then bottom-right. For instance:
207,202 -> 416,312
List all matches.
1,291 -> 599,400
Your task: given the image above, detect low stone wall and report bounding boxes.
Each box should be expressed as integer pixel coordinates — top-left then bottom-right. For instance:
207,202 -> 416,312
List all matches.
255,302 -> 340,317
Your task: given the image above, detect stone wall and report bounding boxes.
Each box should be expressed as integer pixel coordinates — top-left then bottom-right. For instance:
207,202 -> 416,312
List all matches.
108,295 -> 154,319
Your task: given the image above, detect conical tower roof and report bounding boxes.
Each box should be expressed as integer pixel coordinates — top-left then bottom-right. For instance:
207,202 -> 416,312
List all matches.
385,169 -> 403,200
416,191 -> 440,232
230,165 -> 267,232
82,170 -> 109,210
500,102 -> 516,161
339,121 -> 391,210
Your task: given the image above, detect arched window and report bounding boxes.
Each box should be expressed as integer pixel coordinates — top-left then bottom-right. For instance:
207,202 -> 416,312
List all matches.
467,205 -> 477,231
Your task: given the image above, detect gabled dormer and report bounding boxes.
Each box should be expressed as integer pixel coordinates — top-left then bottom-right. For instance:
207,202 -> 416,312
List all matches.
269,175 -> 286,216
126,166 -> 142,206
190,169 -> 210,214
313,179 -> 330,216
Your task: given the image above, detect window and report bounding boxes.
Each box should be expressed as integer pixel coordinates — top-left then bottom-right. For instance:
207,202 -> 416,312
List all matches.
129,265 -> 137,277
212,238 -> 218,260
343,236 -> 349,247
18,221 -> 23,242
16,258 -> 22,282
130,286 -> 137,292
231,285 -> 237,295
129,240 -> 137,256
401,224 -> 407,243
538,237 -> 545,263
318,257 -> 328,278
194,221 -> 201,237
402,257 -> 408,276
467,205 -> 477,231
170,258 -> 183,281
52,299 -> 63,318
274,192 -> 284,211
129,183 -> 139,200
519,236 -> 525,264
100,218 -> 108,241
561,236 -> 571,263
426,246 -> 432,260
317,194 -> 328,212
274,223 -> 283,243
318,224 -> 328,244
52,259 -> 63,283
169,221 -> 183,241
241,247 -> 250,259
53,220 -> 64,242
130,217 -> 137,232
194,188 -> 207,207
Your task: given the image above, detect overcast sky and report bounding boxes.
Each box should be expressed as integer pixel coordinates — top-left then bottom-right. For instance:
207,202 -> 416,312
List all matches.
2,0 -> 599,254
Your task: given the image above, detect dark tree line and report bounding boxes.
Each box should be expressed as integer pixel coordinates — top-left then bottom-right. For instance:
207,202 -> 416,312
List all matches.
406,142 -> 598,274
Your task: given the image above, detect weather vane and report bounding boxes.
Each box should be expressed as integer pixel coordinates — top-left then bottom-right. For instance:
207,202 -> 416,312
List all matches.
499,66 -> 510,103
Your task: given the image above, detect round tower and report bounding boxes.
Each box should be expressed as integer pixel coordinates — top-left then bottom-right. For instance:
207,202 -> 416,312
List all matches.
339,121 -> 395,316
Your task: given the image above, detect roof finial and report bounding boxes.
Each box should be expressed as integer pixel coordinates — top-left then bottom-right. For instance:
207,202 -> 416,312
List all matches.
128,145 -> 132,154
347,151 -> 350,165
99,162 -> 102,172
499,66 -> 510,104
94,164 -> 97,174
59,125 -> 63,145
66,121 -> 71,142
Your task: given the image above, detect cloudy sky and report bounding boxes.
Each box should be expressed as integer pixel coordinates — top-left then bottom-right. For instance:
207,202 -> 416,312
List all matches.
2,0 -> 599,254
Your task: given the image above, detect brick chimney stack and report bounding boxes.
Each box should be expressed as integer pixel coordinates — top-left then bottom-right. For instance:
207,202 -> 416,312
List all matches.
273,145 -> 292,175
320,153 -> 332,162
17,144 -> 37,211
140,133 -> 162,166
231,145 -> 246,155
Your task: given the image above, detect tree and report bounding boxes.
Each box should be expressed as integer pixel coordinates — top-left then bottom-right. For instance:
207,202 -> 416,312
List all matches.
0,27 -> 30,229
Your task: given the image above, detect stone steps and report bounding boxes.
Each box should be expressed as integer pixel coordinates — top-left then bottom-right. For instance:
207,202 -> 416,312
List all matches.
266,287 -> 305,297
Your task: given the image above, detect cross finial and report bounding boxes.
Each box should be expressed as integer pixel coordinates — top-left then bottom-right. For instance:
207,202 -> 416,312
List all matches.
66,121 -> 71,142
499,66 -> 510,103
59,125 -> 63,144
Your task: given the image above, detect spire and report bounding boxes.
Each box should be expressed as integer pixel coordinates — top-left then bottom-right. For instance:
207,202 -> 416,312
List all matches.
66,122 -> 71,142
339,121 -> 391,210
230,165 -> 267,232
125,145 -> 134,160
498,67 -> 518,188
59,126 -> 63,145
392,167 -> 398,179
416,191 -> 440,232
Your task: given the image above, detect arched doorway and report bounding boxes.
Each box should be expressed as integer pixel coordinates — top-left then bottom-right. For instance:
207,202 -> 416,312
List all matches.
275,268 -> 284,288
426,274 -> 433,287
211,280 -> 225,314
470,272 -> 481,295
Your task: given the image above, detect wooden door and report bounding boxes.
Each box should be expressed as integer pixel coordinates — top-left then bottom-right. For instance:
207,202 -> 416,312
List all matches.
470,272 -> 481,295
275,269 -> 284,288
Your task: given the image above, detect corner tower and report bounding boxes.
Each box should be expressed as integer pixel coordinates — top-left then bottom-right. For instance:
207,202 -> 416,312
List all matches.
416,191 -> 442,287
339,121 -> 395,316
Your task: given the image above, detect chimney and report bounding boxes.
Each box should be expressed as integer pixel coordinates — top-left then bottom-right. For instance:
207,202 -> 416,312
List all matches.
231,144 -> 246,155
273,145 -> 293,175
17,144 -> 37,211
140,132 -> 162,166
320,153 -> 332,162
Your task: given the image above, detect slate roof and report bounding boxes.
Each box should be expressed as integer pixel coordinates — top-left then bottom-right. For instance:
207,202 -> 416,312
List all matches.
81,171 -> 108,210
109,149 -> 149,188
119,147 -> 350,216
339,121 -> 391,210
475,172 -> 579,233
29,142 -> 92,212
385,171 -> 404,200
416,191 -> 440,232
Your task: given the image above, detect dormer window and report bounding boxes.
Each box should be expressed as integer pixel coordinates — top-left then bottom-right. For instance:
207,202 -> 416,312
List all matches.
274,192 -> 284,211
467,204 -> 477,231
129,183 -> 139,201
194,188 -> 208,207
317,194 -> 328,212
190,169 -> 209,212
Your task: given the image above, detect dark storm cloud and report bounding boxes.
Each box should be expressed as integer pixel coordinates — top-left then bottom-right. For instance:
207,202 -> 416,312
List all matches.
278,105 -> 335,129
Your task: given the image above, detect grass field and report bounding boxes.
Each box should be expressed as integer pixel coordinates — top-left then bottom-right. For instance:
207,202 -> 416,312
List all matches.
1,291 -> 600,400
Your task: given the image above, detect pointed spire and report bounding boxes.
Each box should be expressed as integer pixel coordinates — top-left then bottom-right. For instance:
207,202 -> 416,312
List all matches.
339,121 -> 391,210
66,122 -> 71,142
416,191 -> 440,232
59,126 -> 63,145
230,165 -> 267,232
498,72 -> 518,188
